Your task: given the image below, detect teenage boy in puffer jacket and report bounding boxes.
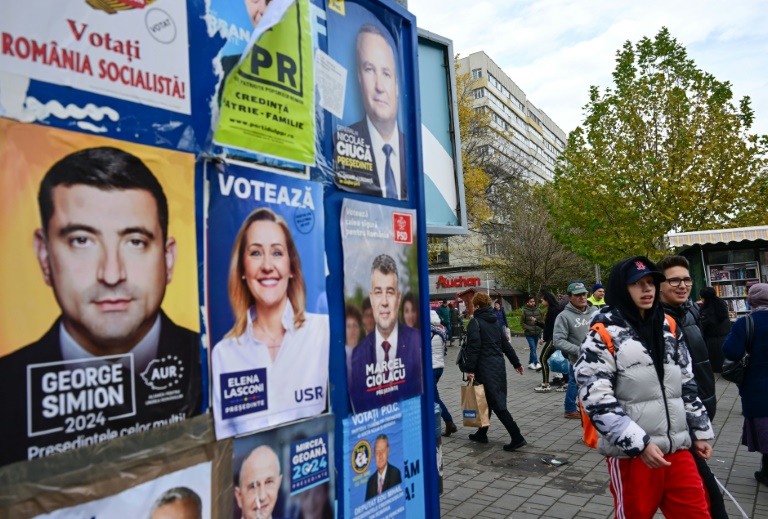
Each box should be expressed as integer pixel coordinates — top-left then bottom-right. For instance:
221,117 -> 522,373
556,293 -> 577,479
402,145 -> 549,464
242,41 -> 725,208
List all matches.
575,256 -> 714,519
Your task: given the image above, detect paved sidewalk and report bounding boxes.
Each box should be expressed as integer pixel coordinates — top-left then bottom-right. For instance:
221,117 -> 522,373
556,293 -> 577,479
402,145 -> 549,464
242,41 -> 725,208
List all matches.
436,337 -> 768,518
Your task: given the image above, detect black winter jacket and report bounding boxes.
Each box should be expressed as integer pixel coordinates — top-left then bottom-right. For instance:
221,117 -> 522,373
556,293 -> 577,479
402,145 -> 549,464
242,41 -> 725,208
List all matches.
465,306 -> 521,411
662,301 -> 717,420
700,302 -> 731,373
542,306 -> 561,344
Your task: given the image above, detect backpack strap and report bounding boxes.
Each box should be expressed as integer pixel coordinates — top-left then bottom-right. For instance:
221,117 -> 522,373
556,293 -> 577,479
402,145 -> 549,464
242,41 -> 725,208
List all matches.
664,314 -> 677,337
582,321 -> 614,449
590,322 -> 615,356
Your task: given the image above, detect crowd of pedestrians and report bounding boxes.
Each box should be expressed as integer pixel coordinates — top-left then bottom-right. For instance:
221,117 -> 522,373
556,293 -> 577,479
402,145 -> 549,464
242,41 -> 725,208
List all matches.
430,256 -> 768,518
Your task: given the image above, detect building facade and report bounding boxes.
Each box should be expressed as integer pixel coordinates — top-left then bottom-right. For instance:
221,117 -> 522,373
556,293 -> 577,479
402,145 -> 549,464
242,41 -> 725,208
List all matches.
428,51 -> 568,309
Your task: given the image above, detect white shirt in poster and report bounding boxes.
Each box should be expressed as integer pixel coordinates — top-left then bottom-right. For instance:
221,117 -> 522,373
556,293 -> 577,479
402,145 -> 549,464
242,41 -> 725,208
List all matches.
212,304 -> 329,438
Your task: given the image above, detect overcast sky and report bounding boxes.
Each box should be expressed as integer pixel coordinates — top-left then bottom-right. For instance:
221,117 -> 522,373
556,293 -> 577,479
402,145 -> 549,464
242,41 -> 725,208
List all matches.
409,0 -> 768,137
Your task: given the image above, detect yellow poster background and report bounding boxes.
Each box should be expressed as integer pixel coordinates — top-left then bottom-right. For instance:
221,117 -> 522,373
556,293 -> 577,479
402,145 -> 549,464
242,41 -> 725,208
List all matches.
0,119 -> 199,356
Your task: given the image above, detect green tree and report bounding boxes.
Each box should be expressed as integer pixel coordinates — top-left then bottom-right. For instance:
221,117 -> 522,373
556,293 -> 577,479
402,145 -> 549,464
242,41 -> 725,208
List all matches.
483,181 -> 592,294
549,27 -> 768,266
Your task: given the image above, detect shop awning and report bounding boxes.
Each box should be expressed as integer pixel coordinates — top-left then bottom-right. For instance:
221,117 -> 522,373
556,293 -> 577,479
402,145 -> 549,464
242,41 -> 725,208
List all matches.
666,226 -> 768,248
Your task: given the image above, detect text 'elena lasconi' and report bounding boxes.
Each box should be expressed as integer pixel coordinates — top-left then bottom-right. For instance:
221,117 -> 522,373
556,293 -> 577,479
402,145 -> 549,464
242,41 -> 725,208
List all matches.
217,173 -> 315,210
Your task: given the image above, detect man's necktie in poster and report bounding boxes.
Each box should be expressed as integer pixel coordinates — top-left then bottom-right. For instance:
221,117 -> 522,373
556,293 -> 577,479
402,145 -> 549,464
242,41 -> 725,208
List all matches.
327,1 -> 409,200
341,199 -> 422,414
206,161 -> 329,439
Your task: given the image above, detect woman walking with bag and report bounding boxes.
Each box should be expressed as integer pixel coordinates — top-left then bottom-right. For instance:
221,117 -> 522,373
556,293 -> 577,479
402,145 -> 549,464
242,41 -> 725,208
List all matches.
464,292 -> 527,451
722,283 -> 768,486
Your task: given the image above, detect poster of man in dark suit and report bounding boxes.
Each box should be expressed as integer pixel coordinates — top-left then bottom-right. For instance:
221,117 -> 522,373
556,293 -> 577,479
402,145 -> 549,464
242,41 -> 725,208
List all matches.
0,142 -> 202,467
364,434 -> 402,500
332,18 -> 408,200
349,254 -> 422,413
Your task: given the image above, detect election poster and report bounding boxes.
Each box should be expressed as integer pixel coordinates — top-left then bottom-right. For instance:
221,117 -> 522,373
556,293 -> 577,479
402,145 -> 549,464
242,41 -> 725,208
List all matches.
232,415 -> 334,519
0,0 -> 191,115
206,161 -> 329,440
342,397 -> 424,519
341,199 -> 422,414
212,0 -> 316,166
0,119 -> 202,467
33,461 -> 211,519
327,1 -> 409,200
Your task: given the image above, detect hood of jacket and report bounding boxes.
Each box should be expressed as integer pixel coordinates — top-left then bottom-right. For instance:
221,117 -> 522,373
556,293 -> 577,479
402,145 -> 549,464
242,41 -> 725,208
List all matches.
606,256 -> 666,376
474,305 -> 497,324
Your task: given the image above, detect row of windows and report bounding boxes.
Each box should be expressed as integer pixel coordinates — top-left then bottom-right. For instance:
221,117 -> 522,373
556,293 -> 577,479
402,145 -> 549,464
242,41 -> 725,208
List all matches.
543,139 -> 558,155
475,88 -> 526,129
471,67 -> 566,151
488,73 -> 526,112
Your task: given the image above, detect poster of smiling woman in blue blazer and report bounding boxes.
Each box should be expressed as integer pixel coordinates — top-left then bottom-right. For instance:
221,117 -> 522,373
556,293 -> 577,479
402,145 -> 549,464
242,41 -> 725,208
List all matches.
206,161 -> 329,440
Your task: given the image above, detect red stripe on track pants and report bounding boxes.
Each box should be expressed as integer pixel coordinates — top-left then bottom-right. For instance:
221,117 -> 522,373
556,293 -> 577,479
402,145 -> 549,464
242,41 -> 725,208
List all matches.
606,449 -> 709,519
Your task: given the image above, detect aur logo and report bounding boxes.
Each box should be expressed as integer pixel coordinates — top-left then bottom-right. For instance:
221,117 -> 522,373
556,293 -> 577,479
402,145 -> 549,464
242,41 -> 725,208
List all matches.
393,212 -> 412,244
86,0 -> 157,14
141,355 -> 184,391
352,439 -> 372,474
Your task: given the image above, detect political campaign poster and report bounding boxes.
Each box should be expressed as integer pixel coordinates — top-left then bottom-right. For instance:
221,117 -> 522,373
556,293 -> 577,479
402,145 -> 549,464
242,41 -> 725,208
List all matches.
342,397 -> 424,519
0,0 -> 191,115
0,119 -> 202,467
232,414 -> 334,519
32,461 -> 211,519
206,160 -> 328,439
341,199 -> 422,414
327,1 -> 409,200
212,0 -> 316,166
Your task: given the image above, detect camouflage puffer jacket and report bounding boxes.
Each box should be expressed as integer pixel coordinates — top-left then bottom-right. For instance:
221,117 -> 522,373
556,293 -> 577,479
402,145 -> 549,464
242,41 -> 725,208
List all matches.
574,307 -> 713,459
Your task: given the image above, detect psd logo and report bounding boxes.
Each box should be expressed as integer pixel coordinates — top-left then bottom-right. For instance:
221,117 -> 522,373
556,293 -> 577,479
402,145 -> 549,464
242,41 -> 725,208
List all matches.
393,212 -> 412,244
140,355 -> 184,391
352,439 -> 372,474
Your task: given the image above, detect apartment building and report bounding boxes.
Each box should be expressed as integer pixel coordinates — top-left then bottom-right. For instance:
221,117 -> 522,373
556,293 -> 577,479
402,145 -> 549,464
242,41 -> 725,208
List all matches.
459,51 -> 566,182
428,51 -> 567,308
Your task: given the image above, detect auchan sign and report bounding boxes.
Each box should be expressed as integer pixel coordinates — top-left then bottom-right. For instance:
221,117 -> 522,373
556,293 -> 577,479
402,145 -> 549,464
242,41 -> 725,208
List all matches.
436,275 -> 482,289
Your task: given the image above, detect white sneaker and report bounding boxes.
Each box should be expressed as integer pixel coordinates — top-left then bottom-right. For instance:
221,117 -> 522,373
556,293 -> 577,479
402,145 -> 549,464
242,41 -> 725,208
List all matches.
535,363 -> 542,371
527,363 -> 537,370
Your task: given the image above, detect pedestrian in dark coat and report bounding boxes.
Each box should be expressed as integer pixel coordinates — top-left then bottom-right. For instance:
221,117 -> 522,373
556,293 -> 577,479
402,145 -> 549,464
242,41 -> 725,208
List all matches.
699,287 -> 731,373
723,283 -> 768,487
465,291 -> 526,452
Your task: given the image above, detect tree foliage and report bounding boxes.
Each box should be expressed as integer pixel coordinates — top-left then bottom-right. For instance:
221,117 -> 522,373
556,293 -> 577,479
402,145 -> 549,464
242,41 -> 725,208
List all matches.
549,28 -> 768,266
483,180 -> 592,295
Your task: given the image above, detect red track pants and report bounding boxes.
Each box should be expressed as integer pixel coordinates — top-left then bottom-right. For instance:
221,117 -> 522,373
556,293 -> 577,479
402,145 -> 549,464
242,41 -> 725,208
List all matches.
606,449 -> 709,519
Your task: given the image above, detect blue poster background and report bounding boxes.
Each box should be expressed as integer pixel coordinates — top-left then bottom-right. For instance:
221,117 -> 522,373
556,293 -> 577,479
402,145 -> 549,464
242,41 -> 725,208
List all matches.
326,1 -> 406,133
342,397 -> 424,518
206,161 -> 327,344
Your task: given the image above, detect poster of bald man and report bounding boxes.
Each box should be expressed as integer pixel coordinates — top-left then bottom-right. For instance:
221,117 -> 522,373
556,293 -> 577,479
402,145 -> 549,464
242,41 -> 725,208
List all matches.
0,120 -> 202,467
232,415 -> 334,519
328,1 -> 410,200
341,199 -> 423,414
31,461 -> 211,519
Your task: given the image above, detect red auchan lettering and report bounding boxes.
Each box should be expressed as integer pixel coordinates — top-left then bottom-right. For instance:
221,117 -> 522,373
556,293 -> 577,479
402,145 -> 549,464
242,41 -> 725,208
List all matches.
436,275 -> 482,289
